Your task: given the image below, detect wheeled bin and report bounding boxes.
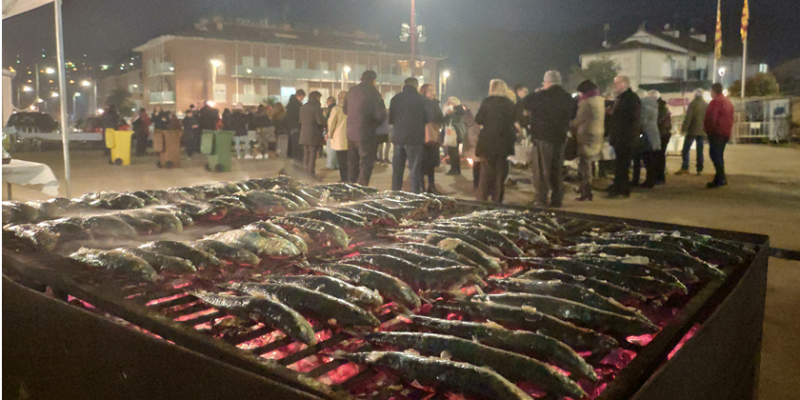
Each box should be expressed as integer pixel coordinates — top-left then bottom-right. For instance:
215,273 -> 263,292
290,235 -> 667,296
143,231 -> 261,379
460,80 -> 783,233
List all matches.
153,130 -> 183,169
201,130 -> 234,172
105,128 -> 134,166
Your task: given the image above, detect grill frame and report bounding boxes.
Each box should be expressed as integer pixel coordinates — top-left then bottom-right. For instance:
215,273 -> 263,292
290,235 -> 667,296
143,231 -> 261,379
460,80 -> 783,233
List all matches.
2,202 -> 769,400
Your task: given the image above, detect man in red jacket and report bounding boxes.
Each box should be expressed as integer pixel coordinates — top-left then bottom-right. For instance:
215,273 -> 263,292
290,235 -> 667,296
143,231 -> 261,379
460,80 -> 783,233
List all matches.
703,83 -> 734,188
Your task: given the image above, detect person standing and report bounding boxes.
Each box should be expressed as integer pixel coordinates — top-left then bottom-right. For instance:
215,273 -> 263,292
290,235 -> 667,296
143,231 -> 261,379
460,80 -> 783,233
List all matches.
389,77 -> 429,193
704,83 -> 734,188
654,91 -> 672,184
607,76 -> 641,198
254,104 -> 273,160
299,91 -> 326,180
442,97 -> 466,176
230,104 -> 249,159
285,90 -> 306,162
522,70 -> 577,208
327,91 -> 349,182
133,108 -> 151,157
460,106 -> 481,190
343,70 -> 388,186
420,83 -> 443,193
474,79 -> 517,203
570,80 -> 605,201
631,90 -> 662,189
324,96 -> 338,169
221,108 -> 232,130
676,89 -> 708,176
182,109 -> 200,159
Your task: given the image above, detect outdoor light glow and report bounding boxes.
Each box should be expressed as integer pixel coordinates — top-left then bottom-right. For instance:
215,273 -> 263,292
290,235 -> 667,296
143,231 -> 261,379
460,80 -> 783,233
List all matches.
718,66 -> 727,77
206,101 -> 216,107
97,108 -> 105,115
133,84 -> 138,88
82,80 -> 91,87
443,70 -> 450,78
37,98 -> 44,103
51,92 -> 59,98
74,92 -> 81,97
29,105 -> 36,111
723,89 -> 729,96
22,86 -> 33,92
45,67 -> 55,74
210,59 -> 223,67
69,80 -> 75,84
343,65 -> 351,74
247,68 -> 252,73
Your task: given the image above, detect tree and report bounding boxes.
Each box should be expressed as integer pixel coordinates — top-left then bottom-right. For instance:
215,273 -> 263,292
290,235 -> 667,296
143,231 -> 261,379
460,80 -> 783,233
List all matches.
566,58 -> 620,95
728,73 -> 780,97
105,88 -> 135,118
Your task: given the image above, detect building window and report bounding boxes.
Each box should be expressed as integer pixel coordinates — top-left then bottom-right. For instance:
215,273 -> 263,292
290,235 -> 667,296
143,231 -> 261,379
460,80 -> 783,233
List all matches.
241,56 -> 254,67
759,63 -> 768,73
214,83 -> 226,103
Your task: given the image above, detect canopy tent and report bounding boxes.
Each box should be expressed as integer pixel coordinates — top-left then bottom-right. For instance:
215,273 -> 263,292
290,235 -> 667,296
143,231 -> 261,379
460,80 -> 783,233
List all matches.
3,0 -> 72,197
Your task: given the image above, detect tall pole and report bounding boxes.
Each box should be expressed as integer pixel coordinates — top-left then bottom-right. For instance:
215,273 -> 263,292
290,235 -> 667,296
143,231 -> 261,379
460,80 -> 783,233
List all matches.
92,82 -> 98,115
741,37 -> 747,98
35,63 -> 40,110
410,0 -> 416,76
55,0 -> 71,198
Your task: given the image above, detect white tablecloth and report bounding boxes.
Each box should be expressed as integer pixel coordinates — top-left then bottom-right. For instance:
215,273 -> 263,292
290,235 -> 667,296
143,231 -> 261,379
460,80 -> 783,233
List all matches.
16,132 -> 104,141
2,159 -> 60,196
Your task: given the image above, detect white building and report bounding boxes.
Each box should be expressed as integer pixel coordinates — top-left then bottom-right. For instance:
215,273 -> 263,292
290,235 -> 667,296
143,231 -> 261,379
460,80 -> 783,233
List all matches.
580,25 -> 765,92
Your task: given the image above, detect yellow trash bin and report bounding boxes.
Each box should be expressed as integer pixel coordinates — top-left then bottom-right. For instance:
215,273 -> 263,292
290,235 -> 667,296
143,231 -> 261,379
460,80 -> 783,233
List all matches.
105,128 -> 134,166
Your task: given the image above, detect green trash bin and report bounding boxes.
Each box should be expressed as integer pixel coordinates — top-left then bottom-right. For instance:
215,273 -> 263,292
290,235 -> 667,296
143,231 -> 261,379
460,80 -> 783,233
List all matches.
201,130 -> 234,172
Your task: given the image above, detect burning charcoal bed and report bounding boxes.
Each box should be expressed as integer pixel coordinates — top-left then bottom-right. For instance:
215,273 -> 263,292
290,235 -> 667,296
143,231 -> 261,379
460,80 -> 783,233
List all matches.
3,179 -> 768,400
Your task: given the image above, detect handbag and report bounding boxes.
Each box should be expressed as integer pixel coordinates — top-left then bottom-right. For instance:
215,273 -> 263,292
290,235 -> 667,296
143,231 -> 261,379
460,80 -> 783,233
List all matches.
425,123 -> 442,145
444,123 -> 458,147
564,133 -> 578,161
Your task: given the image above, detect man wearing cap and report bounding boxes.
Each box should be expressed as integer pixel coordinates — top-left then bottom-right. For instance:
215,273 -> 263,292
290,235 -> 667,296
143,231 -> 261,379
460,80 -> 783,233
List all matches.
343,70 -> 388,186
676,89 -> 708,175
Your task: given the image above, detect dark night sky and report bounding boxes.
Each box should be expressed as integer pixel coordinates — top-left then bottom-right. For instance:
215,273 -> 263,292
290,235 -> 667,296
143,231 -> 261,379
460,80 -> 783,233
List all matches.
3,0 -> 799,100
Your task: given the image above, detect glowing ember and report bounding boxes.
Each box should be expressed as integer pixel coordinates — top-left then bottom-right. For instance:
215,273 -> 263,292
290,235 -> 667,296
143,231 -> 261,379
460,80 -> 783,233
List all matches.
174,308 -> 218,322
668,323 -> 700,360
316,362 -> 364,385
599,348 -> 638,370
236,330 -> 286,350
146,292 -> 190,306
261,341 -> 306,361
627,333 -> 657,346
172,281 -> 194,290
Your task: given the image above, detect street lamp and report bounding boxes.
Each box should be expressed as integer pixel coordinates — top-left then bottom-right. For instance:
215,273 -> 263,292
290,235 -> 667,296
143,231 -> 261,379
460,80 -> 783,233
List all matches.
82,80 -> 97,117
439,70 -> 450,101
342,65 -> 351,90
210,59 -> 222,102
73,92 -> 81,119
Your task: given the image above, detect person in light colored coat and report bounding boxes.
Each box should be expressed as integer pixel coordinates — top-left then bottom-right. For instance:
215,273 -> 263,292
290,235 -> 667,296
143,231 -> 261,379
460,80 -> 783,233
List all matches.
327,90 -> 349,182
632,90 -> 661,188
570,80 -> 605,201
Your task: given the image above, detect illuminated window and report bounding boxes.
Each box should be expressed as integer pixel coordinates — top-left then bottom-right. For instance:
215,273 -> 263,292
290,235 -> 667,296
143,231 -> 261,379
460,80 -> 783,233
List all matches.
758,63 -> 768,73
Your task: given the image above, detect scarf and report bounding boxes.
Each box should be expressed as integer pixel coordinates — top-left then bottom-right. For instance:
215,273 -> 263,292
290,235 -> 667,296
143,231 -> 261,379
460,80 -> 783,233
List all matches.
579,89 -> 600,103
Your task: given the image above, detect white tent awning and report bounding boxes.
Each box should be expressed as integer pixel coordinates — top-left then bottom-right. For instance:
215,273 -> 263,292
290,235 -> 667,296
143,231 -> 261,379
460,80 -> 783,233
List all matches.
3,0 -> 53,19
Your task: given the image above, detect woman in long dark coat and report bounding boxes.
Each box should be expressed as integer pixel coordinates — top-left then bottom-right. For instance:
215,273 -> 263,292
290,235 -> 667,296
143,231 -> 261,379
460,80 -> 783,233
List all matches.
420,84 -> 443,194
298,91 -> 326,180
474,79 -> 517,203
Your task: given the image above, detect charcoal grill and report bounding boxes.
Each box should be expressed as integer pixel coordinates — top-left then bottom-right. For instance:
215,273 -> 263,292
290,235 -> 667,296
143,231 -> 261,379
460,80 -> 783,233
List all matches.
3,202 -> 769,400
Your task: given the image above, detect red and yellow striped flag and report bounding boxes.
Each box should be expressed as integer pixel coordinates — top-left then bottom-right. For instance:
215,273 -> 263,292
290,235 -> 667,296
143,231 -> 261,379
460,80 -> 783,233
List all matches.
741,0 -> 749,42
715,0 -> 722,60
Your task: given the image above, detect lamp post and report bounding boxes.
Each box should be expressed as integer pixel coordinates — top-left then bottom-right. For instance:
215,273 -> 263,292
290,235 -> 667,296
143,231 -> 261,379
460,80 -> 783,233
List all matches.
18,85 -> 33,108
210,59 -> 222,103
439,70 -> 450,102
410,0 -> 416,76
81,80 -> 97,116
342,65 -> 351,90
73,92 -> 81,120
35,65 -> 56,111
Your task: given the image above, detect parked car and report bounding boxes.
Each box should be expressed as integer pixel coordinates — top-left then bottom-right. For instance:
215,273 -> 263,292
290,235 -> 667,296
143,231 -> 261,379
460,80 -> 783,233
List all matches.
6,112 -> 59,133
74,116 -> 104,133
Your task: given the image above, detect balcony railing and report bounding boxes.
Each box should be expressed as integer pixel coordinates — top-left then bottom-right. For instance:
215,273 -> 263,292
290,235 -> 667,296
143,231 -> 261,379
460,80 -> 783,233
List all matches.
149,91 -> 175,104
233,65 -> 408,85
149,62 -> 175,76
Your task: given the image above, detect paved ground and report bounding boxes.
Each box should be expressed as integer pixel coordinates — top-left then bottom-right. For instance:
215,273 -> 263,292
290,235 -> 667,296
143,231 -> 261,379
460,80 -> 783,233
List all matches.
4,143 -> 800,399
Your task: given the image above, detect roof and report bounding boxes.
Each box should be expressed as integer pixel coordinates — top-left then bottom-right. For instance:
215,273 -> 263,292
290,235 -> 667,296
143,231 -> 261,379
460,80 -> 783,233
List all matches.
134,19 -> 442,59
583,41 -> 686,56
638,80 -> 712,93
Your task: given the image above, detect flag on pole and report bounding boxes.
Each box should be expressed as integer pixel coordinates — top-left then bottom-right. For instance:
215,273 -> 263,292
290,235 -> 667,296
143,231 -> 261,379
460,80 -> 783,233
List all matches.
741,0 -> 749,42
715,0 -> 722,60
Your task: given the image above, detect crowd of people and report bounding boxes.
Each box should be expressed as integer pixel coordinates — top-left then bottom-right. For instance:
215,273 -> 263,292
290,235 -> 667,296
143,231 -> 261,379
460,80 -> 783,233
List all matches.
101,68 -> 734,206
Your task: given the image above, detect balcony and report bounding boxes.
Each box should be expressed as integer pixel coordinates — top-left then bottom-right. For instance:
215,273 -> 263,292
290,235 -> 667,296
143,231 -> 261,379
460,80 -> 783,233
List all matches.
236,94 -> 264,106
149,91 -> 175,104
149,62 -> 175,76
233,65 -> 408,85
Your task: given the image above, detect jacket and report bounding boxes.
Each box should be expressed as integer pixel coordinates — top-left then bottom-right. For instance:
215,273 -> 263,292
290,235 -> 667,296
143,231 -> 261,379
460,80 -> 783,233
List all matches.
327,105 -> 348,151
640,97 -> 662,151
152,111 -> 170,130
657,98 -> 672,142
182,116 -> 198,135
284,96 -> 303,131
461,108 -> 481,160
681,97 -> 708,138
299,100 -> 326,146
198,105 -> 219,130
343,81 -> 388,143
704,96 -> 735,140
389,85 -> 429,146
522,85 -> 577,143
229,111 -> 248,136
609,88 -> 641,149
474,96 -> 517,159
443,105 -> 466,145
570,95 -> 605,158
